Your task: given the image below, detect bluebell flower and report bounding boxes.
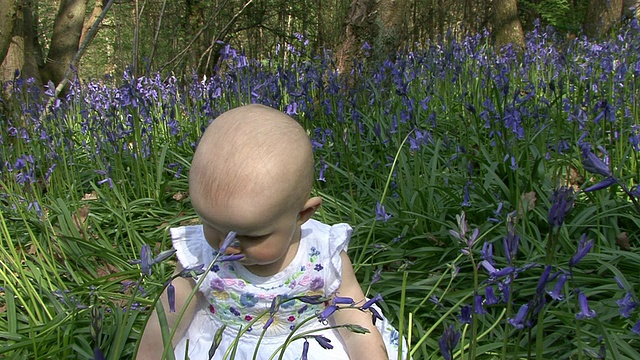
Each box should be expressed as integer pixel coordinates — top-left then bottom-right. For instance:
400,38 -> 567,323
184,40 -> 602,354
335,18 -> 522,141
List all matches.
332,295 -> 355,305
632,319 -> 640,335
584,176 -> 616,192
569,234 -> 594,267
139,244 -> 152,276
576,292 -> 597,320
536,265 -> 552,296
301,339 -> 309,360
167,282 -> 176,312
547,274 -> 567,301
317,305 -> 338,322
616,293 -> 638,318
375,202 -> 391,222
481,242 -> 494,264
457,305 -> 472,324
481,260 -> 515,278
218,231 -> 238,255
362,293 -> 383,310
474,293 -> 487,315
503,215 -> 520,264
485,285 -> 499,305
508,303 -> 529,329
263,316 -> 274,329
93,347 -> 105,360
438,324 -> 461,360
548,186 -> 575,229
581,146 -> 612,177
313,335 -> 333,349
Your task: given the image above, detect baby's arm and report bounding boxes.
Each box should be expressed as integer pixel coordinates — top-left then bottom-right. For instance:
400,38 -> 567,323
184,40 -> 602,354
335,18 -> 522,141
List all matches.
137,263 -> 199,360
332,251 -> 389,360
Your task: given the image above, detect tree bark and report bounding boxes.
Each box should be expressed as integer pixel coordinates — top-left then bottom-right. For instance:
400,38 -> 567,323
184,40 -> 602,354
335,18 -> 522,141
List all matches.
41,0 -> 87,86
493,0 -> 525,51
1,0 -> 42,84
584,0 -> 623,38
336,0 -> 408,74
0,0 -> 19,66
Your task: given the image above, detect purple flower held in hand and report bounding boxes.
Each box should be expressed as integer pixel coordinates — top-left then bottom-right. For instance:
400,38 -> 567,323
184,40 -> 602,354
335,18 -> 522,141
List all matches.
576,292 -> 597,320
508,303 -> 530,329
438,324 -> 461,360
301,339 -> 309,360
569,234 -> 594,267
218,231 -> 238,255
313,335 -> 333,349
317,305 -> 338,322
362,293 -> 383,310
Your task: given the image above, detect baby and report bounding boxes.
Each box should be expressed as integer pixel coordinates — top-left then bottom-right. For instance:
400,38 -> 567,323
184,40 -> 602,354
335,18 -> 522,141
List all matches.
138,104 -> 402,359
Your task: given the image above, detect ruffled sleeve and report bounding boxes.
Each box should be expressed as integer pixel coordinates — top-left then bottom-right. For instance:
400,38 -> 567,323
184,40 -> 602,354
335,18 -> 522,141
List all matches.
315,221 -> 353,295
171,225 -> 214,271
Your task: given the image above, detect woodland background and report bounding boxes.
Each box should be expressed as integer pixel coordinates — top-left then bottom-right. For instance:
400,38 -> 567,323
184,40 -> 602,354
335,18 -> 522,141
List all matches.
1,0 -> 640,88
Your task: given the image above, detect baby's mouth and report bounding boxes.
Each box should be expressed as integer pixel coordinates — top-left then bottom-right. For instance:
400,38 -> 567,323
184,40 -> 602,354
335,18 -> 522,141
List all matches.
224,240 -> 242,255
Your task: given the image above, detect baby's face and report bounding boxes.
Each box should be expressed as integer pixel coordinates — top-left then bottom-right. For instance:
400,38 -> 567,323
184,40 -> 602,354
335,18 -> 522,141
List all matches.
194,193 -> 303,277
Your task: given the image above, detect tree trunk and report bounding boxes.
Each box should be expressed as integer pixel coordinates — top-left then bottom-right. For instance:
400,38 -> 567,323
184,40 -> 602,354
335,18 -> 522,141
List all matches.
493,0 -> 525,51
336,0 -> 408,74
584,0 -> 623,38
41,0 -> 87,86
0,0 -> 19,66
1,0 -> 42,85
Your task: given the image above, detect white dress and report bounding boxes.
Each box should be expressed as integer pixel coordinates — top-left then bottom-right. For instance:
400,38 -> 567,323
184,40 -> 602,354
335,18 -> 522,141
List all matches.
171,219 -> 406,360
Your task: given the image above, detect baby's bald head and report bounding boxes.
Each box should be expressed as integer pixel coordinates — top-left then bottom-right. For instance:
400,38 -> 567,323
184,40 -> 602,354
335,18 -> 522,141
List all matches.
189,104 -> 315,219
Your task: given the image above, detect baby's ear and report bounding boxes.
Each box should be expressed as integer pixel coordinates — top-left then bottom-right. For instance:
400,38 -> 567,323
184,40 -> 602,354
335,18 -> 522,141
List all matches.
297,196 -> 322,224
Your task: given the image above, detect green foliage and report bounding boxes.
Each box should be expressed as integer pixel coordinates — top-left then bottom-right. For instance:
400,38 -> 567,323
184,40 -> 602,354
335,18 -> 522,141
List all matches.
2,21 -> 640,359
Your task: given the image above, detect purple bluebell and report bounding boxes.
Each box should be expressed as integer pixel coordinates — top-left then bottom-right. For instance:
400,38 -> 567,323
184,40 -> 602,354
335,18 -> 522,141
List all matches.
263,316 -> 274,329
632,319 -> 640,335
139,244 -> 152,276
375,202 -> 391,222
481,242 -> 494,264
362,293 -> 383,310
371,268 -> 382,284
508,303 -> 530,329
167,282 -> 176,312
332,295 -> 355,306
438,324 -> 461,360
313,335 -> 333,349
616,293 -> 638,318
301,339 -> 309,359
218,231 -> 238,255
97,178 -> 114,188
569,234 -> 594,267
461,182 -> 471,207
536,265 -> 552,295
218,254 -> 244,262
474,293 -> 487,314
485,285 -> 499,305
503,219 -> 520,264
547,274 -> 567,301
581,147 -> 612,177
93,347 -> 105,360
457,305 -> 472,324
548,186 -> 575,229
583,176 -> 616,192
317,305 -> 338,322
481,260 -> 515,278
576,292 -> 597,320
369,304 -> 383,323
178,264 -> 205,278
